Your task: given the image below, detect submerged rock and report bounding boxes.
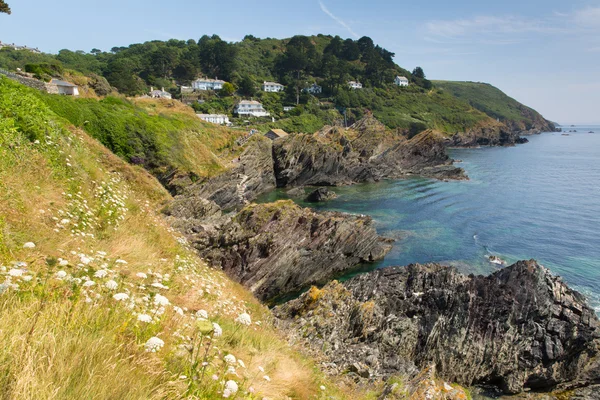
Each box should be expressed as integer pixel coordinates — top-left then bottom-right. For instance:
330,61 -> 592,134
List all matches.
305,187 -> 338,202
171,200 -> 393,302
275,260 -> 600,395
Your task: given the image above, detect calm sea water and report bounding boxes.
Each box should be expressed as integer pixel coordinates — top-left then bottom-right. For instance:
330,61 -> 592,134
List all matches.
258,126 -> 600,311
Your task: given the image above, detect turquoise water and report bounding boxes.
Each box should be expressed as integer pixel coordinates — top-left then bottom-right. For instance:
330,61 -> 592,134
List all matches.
258,127 -> 600,311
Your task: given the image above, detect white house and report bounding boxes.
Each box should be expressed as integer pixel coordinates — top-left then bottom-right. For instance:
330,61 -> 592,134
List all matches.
234,100 -> 270,117
49,79 -> 79,96
197,114 -> 230,125
283,106 -> 295,112
262,81 -> 285,93
303,83 -> 322,94
192,78 -> 226,91
348,81 -> 363,90
149,87 -> 172,99
395,76 -> 409,87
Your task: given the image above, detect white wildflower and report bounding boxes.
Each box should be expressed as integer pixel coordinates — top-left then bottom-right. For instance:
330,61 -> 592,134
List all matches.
8,269 -> 24,277
263,375 -> 271,382
21,275 -> 33,282
258,366 -> 265,373
224,380 -> 238,396
320,385 -> 326,391
173,306 -> 184,316
224,354 -> 236,365
235,312 -> 251,326
144,336 -> 164,352
94,269 -> 108,278
58,259 -> 69,267
154,294 -> 170,306
115,259 -> 128,264
237,359 -> 246,368
113,293 -> 129,301
151,282 -> 169,289
227,366 -> 236,375
80,256 -> 91,265
137,314 -> 153,323
105,280 -> 118,290
23,242 -> 36,249
82,280 -> 95,287
211,374 -> 219,381
136,272 -> 148,279
212,322 -> 223,337
196,309 -> 208,320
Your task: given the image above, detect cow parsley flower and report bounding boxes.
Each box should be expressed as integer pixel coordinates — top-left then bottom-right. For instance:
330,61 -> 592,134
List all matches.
94,270 -> 108,278
223,380 -> 238,397
137,314 -> 152,323
263,375 -> 271,382
235,312 -> 251,326
144,336 -> 164,352
224,354 -> 236,365
23,242 -> 36,249
154,294 -> 170,306
80,255 -> 91,265
82,280 -> 95,287
58,259 -> 69,267
113,293 -> 129,301
212,322 -> 223,337
105,280 -> 118,290
115,259 -> 128,264
136,272 -> 147,279
237,359 -> 246,368
196,309 -> 208,320
8,269 -> 24,277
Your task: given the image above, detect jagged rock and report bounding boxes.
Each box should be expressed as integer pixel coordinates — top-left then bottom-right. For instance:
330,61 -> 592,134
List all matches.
184,136 -> 276,210
273,117 -> 465,188
274,260 -> 600,395
285,187 -> 306,197
178,200 -> 393,302
306,187 -> 338,202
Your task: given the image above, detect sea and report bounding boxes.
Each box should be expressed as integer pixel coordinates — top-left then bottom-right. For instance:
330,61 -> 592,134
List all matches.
257,126 -> 600,312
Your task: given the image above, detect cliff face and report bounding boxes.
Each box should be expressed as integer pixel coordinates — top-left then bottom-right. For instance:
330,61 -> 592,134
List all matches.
165,200 -> 392,303
274,260 -> 600,395
448,120 -> 529,147
273,117 -> 465,187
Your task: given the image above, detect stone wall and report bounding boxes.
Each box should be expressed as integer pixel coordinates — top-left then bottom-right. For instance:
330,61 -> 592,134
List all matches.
0,69 -> 48,92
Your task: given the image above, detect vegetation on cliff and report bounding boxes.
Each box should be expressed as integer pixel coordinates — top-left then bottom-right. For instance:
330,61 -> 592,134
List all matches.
0,76 -> 348,399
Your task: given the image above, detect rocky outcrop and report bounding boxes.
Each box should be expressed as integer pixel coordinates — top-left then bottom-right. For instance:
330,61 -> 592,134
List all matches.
273,117 -> 466,188
169,200 -> 392,302
275,260 -> 600,395
181,136 -> 276,210
306,187 -> 338,202
448,120 -> 529,147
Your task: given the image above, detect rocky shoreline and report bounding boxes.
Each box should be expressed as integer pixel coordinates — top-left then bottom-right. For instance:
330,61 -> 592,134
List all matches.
161,117 -> 600,398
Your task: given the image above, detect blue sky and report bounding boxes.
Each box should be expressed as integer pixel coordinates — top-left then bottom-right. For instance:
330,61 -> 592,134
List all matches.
1,0 -> 599,124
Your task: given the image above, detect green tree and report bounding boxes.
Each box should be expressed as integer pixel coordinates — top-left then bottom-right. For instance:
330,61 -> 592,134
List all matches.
412,67 -> 425,79
238,75 -> 256,97
341,39 -> 360,61
0,0 -> 10,14
220,82 -> 235,96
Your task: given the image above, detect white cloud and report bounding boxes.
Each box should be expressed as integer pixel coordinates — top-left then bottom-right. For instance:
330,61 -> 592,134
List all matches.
318,1 -> 359,38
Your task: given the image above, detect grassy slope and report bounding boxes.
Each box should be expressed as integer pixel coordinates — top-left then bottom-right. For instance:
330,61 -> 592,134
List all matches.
434,80 -> 548,127
0,76 -> 349,399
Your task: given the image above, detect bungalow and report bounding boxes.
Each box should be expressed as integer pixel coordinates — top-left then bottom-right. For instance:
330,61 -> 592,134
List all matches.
265,129 -> 289,141
234,100 -> 270,117
395,76 -> 409,87
192,78 -> 226,91
197,114 -> 230,125
262,81 -> 285,93
348,81 -> 363,90
47,79 -> 79,96
283,106 -> 295,112
303,83 -> 322,94
150,87 -> 172,99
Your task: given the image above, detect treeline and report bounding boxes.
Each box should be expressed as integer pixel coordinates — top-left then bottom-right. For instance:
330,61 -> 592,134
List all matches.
0,34 -> 430,97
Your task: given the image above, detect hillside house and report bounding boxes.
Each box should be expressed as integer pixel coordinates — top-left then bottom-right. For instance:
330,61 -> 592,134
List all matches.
265,129 -> 289,140
348,81 -> 363,90
303,83 -> 322,94
262,81 -> 285,93
283,106 -> 295,112
192,78 -> 226,91
197,114 -> 230,125
234,100 -> 270,117
395,76 -> 409,87
47,79 -> 79,96
150,87 -> 172,99
0,41 -> 41,53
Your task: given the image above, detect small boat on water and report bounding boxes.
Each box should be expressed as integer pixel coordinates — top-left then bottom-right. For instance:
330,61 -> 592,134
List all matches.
488,255 -> 505,266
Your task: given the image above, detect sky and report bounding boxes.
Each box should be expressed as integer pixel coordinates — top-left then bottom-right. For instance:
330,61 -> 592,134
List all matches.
1,0 -> 599,124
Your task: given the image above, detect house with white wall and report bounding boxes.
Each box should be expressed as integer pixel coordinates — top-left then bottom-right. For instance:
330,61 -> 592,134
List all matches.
348,81 -> 363,90
234,100 -> 270,117
197,114 -> 230,125
262,81 -> 285,93
192,78 -> 226,91
48,79 -> 79,96
149,87 -> 172,99
395,76 -> 409,87
303,83 -> 322,94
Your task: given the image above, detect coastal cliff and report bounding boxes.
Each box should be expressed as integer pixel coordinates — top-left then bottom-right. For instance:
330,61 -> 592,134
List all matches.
165,200 -> 392,302
274,117 -> 465,187
274,260 -> 600,395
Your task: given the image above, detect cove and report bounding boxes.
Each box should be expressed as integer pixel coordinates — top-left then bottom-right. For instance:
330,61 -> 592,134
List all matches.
257,128 -> 600,312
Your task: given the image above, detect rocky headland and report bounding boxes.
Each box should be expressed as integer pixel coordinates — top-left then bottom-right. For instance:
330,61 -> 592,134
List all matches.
274,260 -> 600,396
